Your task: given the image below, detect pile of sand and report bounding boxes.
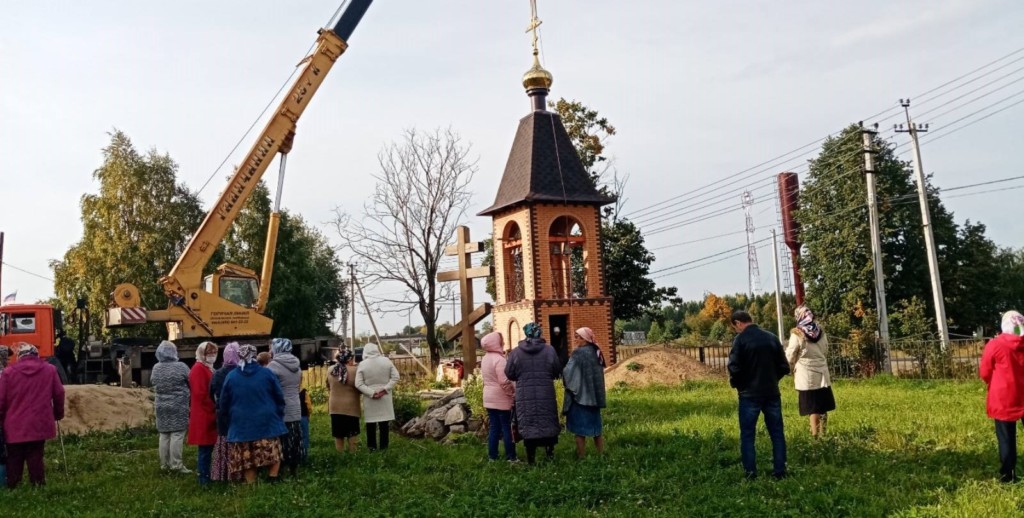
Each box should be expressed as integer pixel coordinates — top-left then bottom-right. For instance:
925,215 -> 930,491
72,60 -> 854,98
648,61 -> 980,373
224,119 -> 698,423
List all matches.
62,385 -> 154,436
606,347 -> 723,387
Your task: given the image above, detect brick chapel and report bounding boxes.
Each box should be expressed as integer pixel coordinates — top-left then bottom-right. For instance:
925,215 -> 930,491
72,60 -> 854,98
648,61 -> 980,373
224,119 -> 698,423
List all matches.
478,42 -> 616,364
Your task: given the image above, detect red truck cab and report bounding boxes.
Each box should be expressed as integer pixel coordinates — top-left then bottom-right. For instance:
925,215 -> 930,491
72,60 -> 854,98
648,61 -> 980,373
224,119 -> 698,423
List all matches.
0,304 -> 59,360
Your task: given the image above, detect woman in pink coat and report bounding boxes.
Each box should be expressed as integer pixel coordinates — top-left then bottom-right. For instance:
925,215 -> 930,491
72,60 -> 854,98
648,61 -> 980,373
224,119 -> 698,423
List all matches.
0,343 -> 64,488
481,332 -> 517,462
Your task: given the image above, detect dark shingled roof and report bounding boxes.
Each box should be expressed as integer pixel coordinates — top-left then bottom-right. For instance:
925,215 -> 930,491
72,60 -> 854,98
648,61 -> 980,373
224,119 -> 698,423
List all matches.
478,111 -> 614,216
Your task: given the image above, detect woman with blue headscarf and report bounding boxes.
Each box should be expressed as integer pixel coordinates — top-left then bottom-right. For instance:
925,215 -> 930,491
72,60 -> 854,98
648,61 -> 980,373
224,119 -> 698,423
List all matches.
505,322 -> 562,464
150,341 -> 192,473
267,338 -> 304,476
221,344 -> 286,483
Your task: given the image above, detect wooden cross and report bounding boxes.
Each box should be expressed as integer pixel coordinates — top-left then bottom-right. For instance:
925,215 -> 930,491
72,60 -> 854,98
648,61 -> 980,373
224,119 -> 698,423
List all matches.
437,225 -> 492,374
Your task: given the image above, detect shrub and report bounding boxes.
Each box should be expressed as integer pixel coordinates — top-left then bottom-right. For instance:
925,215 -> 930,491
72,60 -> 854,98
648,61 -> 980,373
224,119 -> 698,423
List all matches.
392,390 -> 423,426
307,386 -> 328,407
626,361 -> 642,372
461,374 -> 485,420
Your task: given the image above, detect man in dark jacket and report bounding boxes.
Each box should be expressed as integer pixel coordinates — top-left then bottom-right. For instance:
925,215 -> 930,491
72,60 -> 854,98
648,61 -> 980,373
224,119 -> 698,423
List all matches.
727,310 -> 790,480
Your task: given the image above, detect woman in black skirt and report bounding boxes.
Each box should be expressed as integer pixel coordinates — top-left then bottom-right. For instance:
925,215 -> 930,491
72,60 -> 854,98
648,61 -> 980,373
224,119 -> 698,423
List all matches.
785,305 -> 836,438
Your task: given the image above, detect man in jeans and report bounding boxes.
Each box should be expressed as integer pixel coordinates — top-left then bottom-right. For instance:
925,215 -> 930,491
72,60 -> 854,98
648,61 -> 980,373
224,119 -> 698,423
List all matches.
727,310 -> 790,480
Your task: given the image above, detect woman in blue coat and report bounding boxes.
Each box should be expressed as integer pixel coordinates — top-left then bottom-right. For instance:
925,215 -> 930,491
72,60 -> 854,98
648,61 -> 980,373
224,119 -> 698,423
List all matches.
220,344 -> 287,483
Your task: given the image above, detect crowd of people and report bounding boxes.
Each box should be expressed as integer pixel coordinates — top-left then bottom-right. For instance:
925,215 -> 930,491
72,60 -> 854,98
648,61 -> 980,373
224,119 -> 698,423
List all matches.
1,307 -> 1023,488
482,323 -> 608,465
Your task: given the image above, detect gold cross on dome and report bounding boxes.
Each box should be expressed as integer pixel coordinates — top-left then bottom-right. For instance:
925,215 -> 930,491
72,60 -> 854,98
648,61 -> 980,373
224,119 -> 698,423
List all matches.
526,0 -> 543,55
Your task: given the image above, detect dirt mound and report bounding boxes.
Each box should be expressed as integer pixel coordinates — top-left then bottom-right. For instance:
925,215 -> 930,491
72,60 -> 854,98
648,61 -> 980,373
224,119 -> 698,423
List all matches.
62,385 -> 154,436
606,348 -> 723,387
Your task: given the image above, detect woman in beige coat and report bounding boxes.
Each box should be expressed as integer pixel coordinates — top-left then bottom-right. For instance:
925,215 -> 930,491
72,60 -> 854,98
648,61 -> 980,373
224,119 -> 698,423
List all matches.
327,349 -> 361,453
786,305 -> 836,438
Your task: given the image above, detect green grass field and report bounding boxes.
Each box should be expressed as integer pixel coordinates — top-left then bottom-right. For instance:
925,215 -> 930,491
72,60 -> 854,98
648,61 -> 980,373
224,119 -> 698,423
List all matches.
5,378 -> 1022,517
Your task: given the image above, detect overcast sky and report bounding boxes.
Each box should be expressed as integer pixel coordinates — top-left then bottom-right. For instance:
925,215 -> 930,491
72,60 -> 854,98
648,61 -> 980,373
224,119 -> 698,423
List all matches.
2,0 -> 1022,335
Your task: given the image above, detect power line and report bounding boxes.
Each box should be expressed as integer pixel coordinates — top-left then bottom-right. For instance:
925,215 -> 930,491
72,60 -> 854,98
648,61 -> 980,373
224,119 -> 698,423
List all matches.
1,262 -> 54,283
650,237 -> 772,276
623,46 -> 1024,220
943,175 -> 1024,192
651,243 -> 773,281
649,230 -> 749,252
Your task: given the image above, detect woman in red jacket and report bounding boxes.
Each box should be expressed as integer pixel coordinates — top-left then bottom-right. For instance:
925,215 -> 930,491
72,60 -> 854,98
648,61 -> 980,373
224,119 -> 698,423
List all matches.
188,341 -> 219,486
980,310 -> 1024,483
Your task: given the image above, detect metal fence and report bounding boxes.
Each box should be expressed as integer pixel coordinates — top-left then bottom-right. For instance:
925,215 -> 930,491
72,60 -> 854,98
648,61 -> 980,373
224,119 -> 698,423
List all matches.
616,338 -> 986,380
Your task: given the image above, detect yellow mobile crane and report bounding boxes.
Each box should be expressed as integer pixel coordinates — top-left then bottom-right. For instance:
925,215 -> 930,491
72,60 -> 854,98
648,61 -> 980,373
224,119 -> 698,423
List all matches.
99,1 -> 372,383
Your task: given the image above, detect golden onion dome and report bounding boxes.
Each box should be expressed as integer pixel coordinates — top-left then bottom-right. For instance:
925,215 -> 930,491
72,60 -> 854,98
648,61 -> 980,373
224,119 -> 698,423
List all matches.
522,53 -> 553,90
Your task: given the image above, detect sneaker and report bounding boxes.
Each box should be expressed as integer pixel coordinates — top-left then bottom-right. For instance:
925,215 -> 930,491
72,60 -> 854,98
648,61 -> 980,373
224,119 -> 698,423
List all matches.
999,472 -> 1018,484
172,466 -> 192,475
744,471 -> 757,481
772,471 -> 788,481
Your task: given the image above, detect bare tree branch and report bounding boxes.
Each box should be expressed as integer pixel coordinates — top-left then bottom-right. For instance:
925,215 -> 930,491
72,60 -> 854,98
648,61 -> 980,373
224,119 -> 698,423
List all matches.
332,127 -> 476,368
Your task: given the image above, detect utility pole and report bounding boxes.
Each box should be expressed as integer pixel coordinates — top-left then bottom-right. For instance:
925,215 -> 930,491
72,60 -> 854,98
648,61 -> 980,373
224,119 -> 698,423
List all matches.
349,263 -> 356,349
771,229 -> 785,341
895,99 -> 950,350
742,191 -> 761,299
861,123 -> 892,373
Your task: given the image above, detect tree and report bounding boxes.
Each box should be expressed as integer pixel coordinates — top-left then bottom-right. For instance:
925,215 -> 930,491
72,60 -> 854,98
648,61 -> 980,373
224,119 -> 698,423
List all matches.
332,128 -> 477,369
51,131 -> 206,340
795,124 -> 974,338
647,321 -> 664,344
601,219 -> 665,321
549,98 -> 616,197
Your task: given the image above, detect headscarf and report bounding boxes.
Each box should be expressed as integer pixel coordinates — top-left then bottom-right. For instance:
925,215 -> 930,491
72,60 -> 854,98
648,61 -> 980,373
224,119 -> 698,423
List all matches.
222,342 -> 241,367
155,341 -> 178,362
794,305 -> 823,343
195,341 -> 218,372
1002,311 -> 1024,336
0,345 -> 10,368
575,327 -> 606,367
17,343 -> 39,359
238,344 -> 258,369
524,322 -> 543,339
330,349 -> 354,383
271,337 -> 293,355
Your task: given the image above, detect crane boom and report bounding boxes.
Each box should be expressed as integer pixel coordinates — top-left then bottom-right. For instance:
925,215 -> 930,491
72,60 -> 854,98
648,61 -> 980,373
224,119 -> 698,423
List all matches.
163,1 -> 372,303
105,1 -> 372,340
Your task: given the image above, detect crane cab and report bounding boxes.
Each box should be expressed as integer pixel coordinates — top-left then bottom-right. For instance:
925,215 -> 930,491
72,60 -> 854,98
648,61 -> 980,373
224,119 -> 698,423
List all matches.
203,263 -> 261,309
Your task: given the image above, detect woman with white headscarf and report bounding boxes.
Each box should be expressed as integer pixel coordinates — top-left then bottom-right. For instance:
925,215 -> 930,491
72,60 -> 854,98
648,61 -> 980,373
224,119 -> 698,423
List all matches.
267,338 -> 304,475
785,305 -> 836,438
150,340 -> 192,473
220,344 -> 287,483
980,310 -> 1024,483
188,341 -> 219,485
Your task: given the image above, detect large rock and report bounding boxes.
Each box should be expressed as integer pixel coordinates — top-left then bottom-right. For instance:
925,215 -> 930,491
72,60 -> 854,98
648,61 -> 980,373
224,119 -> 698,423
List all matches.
444,404 -> 468,426
426,389 -> 465,412
426,405 -> 450,421
466,416 -> 483,433
449,424 -> 466,434
425,418 -> 448,440
401,417 -> 424,438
